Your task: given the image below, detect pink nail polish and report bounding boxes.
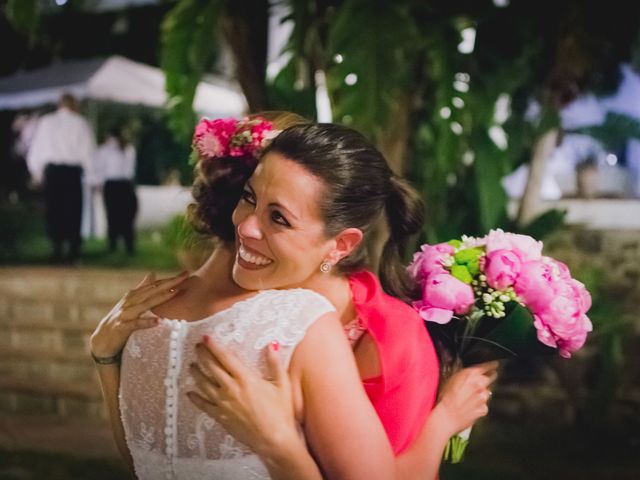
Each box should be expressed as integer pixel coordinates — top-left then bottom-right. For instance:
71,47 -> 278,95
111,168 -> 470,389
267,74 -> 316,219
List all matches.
270,340 -> 280,352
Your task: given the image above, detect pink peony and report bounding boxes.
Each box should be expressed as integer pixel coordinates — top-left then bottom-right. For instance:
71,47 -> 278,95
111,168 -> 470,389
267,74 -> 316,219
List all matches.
414,272 -> 475,324
532,278 -> 593,358
407,243 -> 454,284
484,249 -> 522,290
570,279 -> 592,313
536,294 -> 582,338
554,260 -> 572,280
533,314 -> 558,348
484,229 -> 542,262
513,260 -> 557,312
536,313 -> 591,358
557,323 -> 589,358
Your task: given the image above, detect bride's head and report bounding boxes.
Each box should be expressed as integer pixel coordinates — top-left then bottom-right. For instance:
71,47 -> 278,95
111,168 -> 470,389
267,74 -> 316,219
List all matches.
188,111 -> 308,243
231,123 -> 424,300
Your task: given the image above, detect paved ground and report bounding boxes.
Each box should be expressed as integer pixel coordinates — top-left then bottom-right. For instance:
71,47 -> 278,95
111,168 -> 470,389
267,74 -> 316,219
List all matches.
0,414 -> 118,459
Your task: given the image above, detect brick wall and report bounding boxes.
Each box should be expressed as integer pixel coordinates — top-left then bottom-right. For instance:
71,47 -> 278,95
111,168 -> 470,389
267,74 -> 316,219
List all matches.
0,267 -> 165,419
1,228 -> 638,422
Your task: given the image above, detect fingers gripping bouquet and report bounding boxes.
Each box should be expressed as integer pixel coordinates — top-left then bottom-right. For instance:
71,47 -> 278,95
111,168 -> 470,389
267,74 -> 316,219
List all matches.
407,229 -> 593,462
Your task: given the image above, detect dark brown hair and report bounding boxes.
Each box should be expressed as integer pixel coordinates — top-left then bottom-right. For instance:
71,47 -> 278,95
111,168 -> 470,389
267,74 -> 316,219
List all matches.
264,123 -> 424,301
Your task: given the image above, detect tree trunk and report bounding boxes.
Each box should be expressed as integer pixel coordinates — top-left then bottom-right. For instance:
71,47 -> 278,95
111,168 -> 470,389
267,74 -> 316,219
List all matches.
376,97 -> 412,176
516,128 -> 559,227
368,97 -> 412,272
222,0 -> 270,112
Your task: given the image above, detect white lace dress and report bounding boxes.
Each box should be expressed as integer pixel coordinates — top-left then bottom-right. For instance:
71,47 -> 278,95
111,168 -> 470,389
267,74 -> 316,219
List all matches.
119,288 -> 335,480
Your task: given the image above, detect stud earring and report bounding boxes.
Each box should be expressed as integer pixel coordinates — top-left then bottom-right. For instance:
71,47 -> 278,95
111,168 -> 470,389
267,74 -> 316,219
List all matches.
320,261 -> 332,273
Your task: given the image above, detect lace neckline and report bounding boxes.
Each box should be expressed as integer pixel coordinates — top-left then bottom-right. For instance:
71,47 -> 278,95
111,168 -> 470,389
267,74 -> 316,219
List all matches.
153,289 -> 272,326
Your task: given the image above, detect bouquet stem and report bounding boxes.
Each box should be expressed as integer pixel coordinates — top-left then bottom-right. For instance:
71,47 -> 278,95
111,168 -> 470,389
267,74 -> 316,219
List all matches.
443,427 -> 471,463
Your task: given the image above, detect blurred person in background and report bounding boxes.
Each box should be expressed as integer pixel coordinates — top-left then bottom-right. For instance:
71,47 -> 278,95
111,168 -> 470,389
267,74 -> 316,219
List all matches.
7,111 -> 39,200
94,127 -> 138,255
26,93 -> 95,264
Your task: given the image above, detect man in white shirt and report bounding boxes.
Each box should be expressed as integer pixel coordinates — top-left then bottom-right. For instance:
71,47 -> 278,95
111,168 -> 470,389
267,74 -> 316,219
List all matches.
27,94 -> 95,263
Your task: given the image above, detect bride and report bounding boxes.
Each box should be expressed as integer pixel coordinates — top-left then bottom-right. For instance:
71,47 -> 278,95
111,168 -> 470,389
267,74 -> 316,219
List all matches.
91,115 -> 495,479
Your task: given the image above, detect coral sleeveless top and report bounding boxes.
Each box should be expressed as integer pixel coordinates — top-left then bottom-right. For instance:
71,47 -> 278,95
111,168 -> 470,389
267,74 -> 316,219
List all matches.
349,270 -> 440,454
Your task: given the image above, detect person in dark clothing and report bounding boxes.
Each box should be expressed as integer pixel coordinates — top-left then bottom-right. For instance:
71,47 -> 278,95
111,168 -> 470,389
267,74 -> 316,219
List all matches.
94,128 -> 138,255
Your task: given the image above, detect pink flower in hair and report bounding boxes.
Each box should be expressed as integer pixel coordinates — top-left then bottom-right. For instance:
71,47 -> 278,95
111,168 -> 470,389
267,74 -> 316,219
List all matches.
192,116 -> 275,162
195,131 -> 225,158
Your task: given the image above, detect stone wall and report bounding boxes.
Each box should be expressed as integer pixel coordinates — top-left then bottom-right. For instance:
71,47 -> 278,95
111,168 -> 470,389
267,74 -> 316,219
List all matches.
1,228 -> 638,422
547,228 -> 640,306
0,267 -> 162,419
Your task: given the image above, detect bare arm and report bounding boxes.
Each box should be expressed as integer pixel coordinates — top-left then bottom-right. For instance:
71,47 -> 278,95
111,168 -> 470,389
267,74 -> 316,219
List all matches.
395,361 -> 499,479
95,364 -> 135,472
295,314 -> 396,479
189,313 -> 395,480
90,271 -> 188,472
190,341 -> 496,480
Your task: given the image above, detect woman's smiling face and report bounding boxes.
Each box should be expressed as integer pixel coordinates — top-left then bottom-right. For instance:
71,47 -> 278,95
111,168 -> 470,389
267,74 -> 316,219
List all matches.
231,151 -> 336,291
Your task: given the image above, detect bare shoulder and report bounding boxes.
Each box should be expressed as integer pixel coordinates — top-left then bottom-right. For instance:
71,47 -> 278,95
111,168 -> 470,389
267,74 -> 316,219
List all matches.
289,312 -> 351,377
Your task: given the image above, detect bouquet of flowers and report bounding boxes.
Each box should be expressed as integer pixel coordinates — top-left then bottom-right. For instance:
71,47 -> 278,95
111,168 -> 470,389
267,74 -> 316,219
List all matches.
407,229 -> 593,462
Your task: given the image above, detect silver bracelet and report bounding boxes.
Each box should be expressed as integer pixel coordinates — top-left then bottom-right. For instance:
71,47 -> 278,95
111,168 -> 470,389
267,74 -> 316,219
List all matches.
91,350 -> 122,365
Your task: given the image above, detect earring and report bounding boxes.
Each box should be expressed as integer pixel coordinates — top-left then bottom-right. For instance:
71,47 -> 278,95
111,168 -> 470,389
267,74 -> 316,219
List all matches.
320,261 -> 332,273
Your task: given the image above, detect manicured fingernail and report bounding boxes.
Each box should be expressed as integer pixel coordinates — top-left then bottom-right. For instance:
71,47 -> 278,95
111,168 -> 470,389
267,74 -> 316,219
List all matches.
270,340 -> 280,352
203,335 -> 210,343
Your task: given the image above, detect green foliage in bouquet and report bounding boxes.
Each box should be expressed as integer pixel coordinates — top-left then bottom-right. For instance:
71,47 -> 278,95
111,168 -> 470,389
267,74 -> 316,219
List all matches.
461,302 -> 556,366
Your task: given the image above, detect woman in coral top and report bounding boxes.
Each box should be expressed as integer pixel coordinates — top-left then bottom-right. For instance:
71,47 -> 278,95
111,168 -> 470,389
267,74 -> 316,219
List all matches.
185,122 -> 497,477
92,117 -> 495,479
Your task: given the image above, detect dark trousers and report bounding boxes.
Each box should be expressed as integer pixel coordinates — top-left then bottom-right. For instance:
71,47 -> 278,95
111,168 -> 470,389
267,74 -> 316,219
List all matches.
103,179 -> 138,254
43,164 -> 83,262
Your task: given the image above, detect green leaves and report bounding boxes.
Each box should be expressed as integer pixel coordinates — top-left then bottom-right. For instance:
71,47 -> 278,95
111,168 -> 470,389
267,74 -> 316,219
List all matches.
451,264 -> 472,284
472,129 -> 509,232
267,56 -> 316,120
451,247 -> 483,283
326,0 -> 419,139
6,0 -> 39,34
454,247 -> 482,265
462,302 -> 555,365
161,0 -> 223,144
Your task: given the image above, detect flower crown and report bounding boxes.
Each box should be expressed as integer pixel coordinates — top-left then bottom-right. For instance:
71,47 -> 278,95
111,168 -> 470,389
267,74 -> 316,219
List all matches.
191,116 -> 277,164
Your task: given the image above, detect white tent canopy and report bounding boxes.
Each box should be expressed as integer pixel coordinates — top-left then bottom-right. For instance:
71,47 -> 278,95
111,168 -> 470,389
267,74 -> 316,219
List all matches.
0,55 -> 247,117
600,64 -> 640,120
